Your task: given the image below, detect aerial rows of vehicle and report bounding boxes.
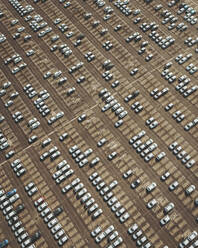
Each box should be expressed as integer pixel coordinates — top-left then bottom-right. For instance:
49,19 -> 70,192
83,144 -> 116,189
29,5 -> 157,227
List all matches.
89,171 -> 131,224
114,0 -> 132,17
99,88 -> 129,128
125,27 -> 154,62
8,0 -> 34,17
0,0 -> 198,247
0,128 -> 10,153
91,224 -> 123,247
0,186 -> 39,248
23,82 -> 51,120
129,130 -> 159,163
128,222 -> 154,248
161,62 -> 198,98
101,65 -> 120,89
34,197 -> 68,246
175,52 -> 198,75
52,159 -> 74,184
52,42 -> 72,60
10,158 -> 26,177
63,119 -> 172,246
168,141 -> 196,169
40,144 -> 61,162
63,174 -> 104,220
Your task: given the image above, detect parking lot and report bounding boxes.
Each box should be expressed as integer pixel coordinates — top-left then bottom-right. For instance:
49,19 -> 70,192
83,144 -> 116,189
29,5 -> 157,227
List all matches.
0,0 -> 198,247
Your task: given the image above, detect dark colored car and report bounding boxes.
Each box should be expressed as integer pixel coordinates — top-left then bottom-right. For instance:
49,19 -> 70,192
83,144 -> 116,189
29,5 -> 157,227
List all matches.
53,206 -> 63,217
16,204 -> 25,214
31,231 -> 41,243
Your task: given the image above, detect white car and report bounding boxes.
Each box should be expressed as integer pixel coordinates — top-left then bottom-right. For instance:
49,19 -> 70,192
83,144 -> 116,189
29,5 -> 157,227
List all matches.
62,184 -> 72,194
164,202 -> 174,214
115,207 -> 125,217
114,119 -> 123,128
111,201 -> 121,212
27,187 -> 38,196
92,208 -> 103,219
44,213 -> 54,223
147,199 -> 157,209
97,138 -> 106,147
34,197 -> 44,207
144,153 -> 154,162
25,182 -> 35,192
91,226 -> 101,237
185,185 -> 195,195
161,171 -> 170,181
128,223 -> 138,235
51,223 -> 62,234
160,215 -> 170,226
84,148 -> 93,157
58,235 -> 68,246
71,178 -> 81,187
123,169 -> 133,179
47,218 -> 58,228
169,181 -> 179,191
9,193 -> 19,203
186,159 -> 195,168
54,229 -> 65,240
156,152 -> 166,161
37,202 -> 48,212
88,202 -> 98,214
40,207 -> 51,218
90,157 -> 100,167
113,237 -> 123,246
14,227 -> 24,237
5,210 -> 16,220
108,231 -> 118,242
108,152 -> 117,160
3,205 -> 13,215
120,212 -> 130,223
80,193 -> 91,204
69,145 -> 78,154
18,232 -> 29,243
104,225 -> 114,236
11,221 -> 22,231
84,198 -> 95,209
107,196 -> 117,207
21,238 -> 31,248
146,182 -> 157,193
95,232 -> 106,243
132,230 -> 143,240
74,183 -> 84,193
89,172 -> 98,181
109,180 -> 118,189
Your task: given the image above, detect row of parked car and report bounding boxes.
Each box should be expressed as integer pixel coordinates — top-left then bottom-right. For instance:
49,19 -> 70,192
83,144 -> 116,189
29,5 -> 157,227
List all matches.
184,117 -> 198,131
0,128 -> 10,152
89,171 -> 130,224
0,185 -> 39,248
40,145 -> 61,161
91,224 -> 123,247
99,88 -> 128,128
34,197 -> 68,246
10,158 -> 26,177
129,130 -> 159,162
68,144 -> 94,168
128,223 -> 153,248
9,0 -> 34,17
64,175 -> 103,219
148,30 -> 175,50
114,0 -> 132,17
168,141 -> 196,168
52,159 -> 73,184
178,231 -> 198,248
